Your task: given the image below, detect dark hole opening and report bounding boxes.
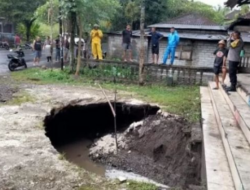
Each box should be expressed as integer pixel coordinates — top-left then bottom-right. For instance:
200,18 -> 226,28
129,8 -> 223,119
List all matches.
44,102 -> 159,146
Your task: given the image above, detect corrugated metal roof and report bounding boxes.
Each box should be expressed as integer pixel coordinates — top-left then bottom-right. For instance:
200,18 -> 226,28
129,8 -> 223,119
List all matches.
225,10 -> 240,20
148,24 -> 226,31
239,32 -> 250,42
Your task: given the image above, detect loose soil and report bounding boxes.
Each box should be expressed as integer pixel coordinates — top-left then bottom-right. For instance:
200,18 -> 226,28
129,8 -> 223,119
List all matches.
90,113 -> 201,188
0,83 -> 18,102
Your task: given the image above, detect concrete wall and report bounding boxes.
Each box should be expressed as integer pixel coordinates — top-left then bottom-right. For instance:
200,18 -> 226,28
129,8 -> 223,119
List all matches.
107,35 -> 148,61
108,35 -> 221,67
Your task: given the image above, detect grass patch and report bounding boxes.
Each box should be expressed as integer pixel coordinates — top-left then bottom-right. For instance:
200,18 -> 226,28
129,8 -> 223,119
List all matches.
11,68 -> 200,122
8,91 -> 36,105
127,181 -> 158,190
78,186 -> 95,190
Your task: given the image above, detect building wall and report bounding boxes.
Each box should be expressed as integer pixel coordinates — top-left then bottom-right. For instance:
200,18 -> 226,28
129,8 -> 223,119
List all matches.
107,35 -> 148,61
107,35 -> 250,67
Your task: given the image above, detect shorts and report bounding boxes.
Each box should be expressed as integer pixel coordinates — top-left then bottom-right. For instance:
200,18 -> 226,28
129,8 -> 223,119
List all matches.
152,44 -> 159,55
123,43 -> 131,50
34,50 -> 42,59
64,48 -> 69,55
214,66 -> 222,75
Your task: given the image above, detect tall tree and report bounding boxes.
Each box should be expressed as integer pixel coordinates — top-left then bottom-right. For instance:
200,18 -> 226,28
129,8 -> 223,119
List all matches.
139,0 -> 145,85
60,0 -> 120,71
0,0 -> 45,41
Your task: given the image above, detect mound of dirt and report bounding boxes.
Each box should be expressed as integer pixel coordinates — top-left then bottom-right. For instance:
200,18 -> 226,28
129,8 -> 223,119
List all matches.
90,113 -> 201,188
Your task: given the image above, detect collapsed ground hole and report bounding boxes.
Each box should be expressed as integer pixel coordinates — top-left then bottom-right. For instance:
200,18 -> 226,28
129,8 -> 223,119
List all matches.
44,101 -> 201,188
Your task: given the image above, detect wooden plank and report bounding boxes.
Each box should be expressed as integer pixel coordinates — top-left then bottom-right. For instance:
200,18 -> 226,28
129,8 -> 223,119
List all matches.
219,85 -> 250,144
209,82 -> 250,190
200,87 -> 235,190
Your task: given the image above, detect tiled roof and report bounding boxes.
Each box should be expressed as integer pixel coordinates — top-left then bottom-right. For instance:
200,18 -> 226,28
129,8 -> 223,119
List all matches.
225,10 -> 240,20
160,14 -> 218,26
148,14 -> 225,31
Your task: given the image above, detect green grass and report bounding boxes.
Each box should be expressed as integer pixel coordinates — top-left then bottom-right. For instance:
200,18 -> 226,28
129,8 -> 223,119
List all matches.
11,68 -> 200,122
127,181 -> 158,190
8,91 -> 36,105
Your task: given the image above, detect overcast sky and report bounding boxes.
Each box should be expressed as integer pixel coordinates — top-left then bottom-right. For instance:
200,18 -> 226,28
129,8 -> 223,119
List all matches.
196,0 -> 226,7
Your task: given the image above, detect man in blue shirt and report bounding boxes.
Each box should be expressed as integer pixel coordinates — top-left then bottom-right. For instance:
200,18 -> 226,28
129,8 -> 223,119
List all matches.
163,27 -> 180,65
149,27 -> 163,64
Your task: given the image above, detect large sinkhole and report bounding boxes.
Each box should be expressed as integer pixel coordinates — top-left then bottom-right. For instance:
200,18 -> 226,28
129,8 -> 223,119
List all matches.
45,102 -> 159,146
44,101 -> 201,188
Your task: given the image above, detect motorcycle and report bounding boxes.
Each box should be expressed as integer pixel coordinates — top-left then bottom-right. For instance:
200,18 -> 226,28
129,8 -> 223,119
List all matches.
7,49 -> 27,71
0,41 -> 10,50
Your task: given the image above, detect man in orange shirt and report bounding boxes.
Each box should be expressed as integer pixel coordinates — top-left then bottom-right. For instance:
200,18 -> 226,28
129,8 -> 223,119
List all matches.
90,24 -> 103,60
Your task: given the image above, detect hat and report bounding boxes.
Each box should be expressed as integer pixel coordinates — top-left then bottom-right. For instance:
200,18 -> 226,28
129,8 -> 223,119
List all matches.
218,40 -> 225,45
94,24 -> 99,27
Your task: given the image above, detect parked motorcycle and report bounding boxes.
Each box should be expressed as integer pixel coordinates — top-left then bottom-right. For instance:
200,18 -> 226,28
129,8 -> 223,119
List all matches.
7,49 -> 27,71
0,41 -> 10,50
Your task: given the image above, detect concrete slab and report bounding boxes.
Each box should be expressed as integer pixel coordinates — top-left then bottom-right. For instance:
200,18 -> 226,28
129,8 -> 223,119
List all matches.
200,87 -> 235,190
209,82 -> 250,190
224,74 -> 250,106
218,82 -> 250,145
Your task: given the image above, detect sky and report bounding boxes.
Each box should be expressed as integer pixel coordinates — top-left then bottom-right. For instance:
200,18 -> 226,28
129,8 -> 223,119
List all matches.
196,0 -> 226,7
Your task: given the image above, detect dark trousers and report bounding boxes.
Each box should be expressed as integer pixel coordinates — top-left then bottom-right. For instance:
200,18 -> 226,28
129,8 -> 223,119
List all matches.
55,49 -> 60,61
229,61 -> 239,88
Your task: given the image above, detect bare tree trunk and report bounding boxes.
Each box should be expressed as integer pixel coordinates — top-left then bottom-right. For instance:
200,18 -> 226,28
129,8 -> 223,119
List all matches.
75,15 -> 82,76
139,0 -> 145,85
70,12 -> 76,71
49,0 -> 54,66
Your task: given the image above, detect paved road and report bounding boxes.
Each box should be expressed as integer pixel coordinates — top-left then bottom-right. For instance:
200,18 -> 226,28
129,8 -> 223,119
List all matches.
0,49 -> 53,75
0,49 -> 63,75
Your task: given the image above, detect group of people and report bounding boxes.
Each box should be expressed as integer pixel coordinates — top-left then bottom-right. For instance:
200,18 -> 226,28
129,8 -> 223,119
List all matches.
213,31 -> 244,92
31,24 -> 244,91
32,35 -> 71,66
121,25 -> 180,64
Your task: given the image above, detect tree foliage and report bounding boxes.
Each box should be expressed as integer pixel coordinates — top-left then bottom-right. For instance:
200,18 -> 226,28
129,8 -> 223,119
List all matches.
60,0 -> 120,32
0,0 -> 45,22
0,0 -> 45,41
111,0 -> 230,30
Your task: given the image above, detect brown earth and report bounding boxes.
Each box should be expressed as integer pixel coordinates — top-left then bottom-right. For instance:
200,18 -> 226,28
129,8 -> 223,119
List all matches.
91,113 -> 202,188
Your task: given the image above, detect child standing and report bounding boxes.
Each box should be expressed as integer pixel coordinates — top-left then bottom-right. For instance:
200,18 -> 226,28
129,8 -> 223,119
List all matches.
213,40 -> 228,89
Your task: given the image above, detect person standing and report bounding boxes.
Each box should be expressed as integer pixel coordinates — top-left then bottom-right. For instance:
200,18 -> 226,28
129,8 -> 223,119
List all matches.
90,24 -> 103,60
55,35 -> 60,62
149,27 -> 163,64
226,31 -> 244,92
163,27 -> 180,65
122,25 -> 133,62
32,36 -> 42,66
44,36 -> 52,62
213,40 -> 228,90
64,35 -> 70,61
15,34 -> 21,48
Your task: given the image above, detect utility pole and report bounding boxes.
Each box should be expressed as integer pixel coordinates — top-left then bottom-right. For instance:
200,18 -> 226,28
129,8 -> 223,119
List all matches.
59,0 -> 64,70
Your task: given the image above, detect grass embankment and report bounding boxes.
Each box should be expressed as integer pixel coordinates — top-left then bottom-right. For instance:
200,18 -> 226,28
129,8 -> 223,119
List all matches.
12,68 -> 200,122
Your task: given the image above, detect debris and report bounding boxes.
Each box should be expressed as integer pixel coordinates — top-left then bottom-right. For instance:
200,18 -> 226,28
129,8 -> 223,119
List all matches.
118,176 -> 127,183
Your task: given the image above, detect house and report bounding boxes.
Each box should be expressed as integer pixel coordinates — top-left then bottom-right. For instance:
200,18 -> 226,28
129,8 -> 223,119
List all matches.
107,14 -> 228,67
225,10 -> 241,23
0,17 -> 14,34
